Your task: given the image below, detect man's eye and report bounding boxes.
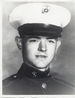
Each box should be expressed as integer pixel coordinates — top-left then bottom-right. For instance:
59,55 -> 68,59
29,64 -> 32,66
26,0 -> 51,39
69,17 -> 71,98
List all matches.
48,40 -> 55,43
28,39 -> 38,42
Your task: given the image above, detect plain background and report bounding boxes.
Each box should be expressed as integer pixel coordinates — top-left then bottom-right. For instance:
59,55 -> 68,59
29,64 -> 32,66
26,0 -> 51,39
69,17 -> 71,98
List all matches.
2,1 -> 75,87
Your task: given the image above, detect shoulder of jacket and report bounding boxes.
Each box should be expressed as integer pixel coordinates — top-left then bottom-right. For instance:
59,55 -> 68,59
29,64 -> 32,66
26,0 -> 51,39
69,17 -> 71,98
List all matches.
51,72 -> 75,89
3,74 -> 18,88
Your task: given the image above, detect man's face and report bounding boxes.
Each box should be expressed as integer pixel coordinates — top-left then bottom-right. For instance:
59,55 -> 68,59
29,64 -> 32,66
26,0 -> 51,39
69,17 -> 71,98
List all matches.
22,36 -> 60,69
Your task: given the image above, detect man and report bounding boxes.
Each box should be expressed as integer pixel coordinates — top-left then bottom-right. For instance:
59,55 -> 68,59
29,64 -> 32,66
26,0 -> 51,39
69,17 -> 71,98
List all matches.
3,3 -> 75,94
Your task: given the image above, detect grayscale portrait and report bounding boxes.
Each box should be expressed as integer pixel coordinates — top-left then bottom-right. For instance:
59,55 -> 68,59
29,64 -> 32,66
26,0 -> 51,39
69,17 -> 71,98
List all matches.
2,1 -> 75,95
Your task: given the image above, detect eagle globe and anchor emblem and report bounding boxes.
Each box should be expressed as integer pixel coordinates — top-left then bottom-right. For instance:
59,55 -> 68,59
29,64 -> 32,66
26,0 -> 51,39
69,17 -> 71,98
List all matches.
42,5 -> 50,14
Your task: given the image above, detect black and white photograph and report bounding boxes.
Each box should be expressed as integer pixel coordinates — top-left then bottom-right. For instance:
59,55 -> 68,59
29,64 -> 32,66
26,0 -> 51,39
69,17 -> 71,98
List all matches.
2,0 -> 75,96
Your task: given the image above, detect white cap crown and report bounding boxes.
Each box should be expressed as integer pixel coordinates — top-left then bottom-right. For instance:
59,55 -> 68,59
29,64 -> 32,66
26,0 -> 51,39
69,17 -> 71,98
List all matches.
9,3 -> 71,29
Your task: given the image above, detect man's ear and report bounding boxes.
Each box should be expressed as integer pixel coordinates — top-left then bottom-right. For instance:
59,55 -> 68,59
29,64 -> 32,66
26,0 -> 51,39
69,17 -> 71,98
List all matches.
55,39 -> 61,53
15,36 -> 22,50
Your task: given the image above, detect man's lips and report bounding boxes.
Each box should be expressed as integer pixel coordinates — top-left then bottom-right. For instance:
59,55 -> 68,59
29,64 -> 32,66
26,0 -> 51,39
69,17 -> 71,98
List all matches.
36,55 -> 47,58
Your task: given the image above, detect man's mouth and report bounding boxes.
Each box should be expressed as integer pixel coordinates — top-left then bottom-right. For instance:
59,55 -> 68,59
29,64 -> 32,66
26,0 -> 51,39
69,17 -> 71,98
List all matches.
36,55 -> 47,58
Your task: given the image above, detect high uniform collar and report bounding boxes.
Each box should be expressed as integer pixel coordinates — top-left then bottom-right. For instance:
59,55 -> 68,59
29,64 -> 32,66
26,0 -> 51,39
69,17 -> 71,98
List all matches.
17,63 -> 51,79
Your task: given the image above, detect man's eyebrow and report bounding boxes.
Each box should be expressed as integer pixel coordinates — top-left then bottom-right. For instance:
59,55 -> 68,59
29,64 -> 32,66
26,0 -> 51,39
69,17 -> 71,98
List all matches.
46,37 -> 54,39
46,37 -> 57,40
26,35 -> 41,39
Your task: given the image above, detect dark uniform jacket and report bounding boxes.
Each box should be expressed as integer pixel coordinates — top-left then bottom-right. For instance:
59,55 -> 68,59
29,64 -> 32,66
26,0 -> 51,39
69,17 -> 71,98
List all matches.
3,63 -> 75,95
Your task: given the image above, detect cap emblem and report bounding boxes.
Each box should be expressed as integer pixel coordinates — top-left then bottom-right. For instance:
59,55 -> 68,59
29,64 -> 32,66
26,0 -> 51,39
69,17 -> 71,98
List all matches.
42,6 -> 49,14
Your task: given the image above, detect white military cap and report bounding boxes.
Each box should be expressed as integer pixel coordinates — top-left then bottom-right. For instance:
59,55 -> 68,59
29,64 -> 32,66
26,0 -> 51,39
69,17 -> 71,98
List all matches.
9,3 -> 71,38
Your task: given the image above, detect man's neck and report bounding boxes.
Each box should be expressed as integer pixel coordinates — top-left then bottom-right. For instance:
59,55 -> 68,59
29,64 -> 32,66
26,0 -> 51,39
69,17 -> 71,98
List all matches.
25,61 -> 49,72
38,67 -> 49,72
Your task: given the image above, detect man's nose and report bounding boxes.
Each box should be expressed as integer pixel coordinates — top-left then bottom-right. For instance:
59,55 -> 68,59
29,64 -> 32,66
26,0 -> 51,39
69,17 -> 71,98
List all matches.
38,39 -> 47,52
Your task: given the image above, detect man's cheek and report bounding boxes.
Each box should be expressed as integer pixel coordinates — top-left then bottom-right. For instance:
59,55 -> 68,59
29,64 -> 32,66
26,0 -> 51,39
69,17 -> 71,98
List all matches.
27,48 -> 35,58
